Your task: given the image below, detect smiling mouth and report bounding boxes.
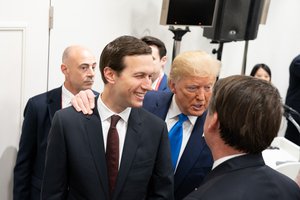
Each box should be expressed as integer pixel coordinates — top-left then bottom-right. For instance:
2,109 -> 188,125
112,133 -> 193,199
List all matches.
135,92 -> 146,100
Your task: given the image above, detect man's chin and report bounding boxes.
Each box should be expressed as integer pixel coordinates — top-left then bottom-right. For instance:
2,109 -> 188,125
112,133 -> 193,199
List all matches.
82,85 -> 93,90
189,110 -> 205,116
131,100 -> 143,108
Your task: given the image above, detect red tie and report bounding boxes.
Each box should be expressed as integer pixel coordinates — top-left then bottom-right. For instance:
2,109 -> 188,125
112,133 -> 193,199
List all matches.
106,115 -> 121,196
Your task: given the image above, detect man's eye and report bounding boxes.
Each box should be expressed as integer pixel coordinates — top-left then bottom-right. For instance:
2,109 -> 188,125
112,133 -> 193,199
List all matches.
187,87 -> 197,92
135,74 -> 144,79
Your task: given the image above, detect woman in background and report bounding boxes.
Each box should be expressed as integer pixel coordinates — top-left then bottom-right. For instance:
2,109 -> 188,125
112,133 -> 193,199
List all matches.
250,63 -> 271,82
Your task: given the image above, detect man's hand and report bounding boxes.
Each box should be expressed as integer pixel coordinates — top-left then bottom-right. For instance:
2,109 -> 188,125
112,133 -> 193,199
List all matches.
71,89 -> 95,115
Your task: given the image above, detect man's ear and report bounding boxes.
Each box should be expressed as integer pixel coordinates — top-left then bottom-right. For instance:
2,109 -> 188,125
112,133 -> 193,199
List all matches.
168,79 -> 176,94
208,112 -> 219,131
61,64 -> 67,75
161,56 -> 167,67
103,66 -> 116,84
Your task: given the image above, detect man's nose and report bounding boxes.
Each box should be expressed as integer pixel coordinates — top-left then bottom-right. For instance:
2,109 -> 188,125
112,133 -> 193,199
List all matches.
195,88 -> 205,100
141,76 -> 152,91
87,66 -> 95,76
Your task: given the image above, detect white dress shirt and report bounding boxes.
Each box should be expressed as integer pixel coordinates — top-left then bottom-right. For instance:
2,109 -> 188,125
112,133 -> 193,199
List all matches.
166,96 -> 198,171
97,94 -> 131,167
61,84 -> 74,109
212,153 -> 247,169
151,73 -> 164,90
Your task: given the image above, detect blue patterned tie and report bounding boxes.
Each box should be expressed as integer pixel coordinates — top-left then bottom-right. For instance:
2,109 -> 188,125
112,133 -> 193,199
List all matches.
168,113 -> 188,170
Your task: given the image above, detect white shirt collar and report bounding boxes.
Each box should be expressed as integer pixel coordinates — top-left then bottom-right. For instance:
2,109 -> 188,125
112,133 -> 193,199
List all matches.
97,93 -> 131,122
61,84 -> 74,108
212,153 -> 247,169
167,95 -> 198,126
151,72 -> 165,90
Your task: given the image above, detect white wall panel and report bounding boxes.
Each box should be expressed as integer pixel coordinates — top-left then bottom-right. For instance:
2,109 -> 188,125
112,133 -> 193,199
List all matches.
0,24 -> 26,200
0,0 -> 49,199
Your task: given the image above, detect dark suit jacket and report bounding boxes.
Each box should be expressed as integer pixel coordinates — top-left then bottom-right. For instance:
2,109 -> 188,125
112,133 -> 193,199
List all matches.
41,97 -> 174,200
143,91 -> 213,200
285,54 -> 300,145
13,87 -> 99,200
13,87 -> 62,200
184,154 -> 300,200
157,74 -> 170,92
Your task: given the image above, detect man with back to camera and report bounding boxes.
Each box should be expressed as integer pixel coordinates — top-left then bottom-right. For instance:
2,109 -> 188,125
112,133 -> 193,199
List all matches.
13,45 -> 97,200
71,50 -> 221,200
184,75 -> 300,200
41,35 -> 174,200
141,36 -> 170,92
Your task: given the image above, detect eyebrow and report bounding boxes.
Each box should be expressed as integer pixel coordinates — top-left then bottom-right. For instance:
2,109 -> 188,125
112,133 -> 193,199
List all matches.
80,62 -> 97,67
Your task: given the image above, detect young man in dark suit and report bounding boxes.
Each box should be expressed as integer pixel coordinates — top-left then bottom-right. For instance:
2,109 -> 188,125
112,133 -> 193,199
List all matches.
141,36 -> 170,92
13,45 -> 97,200
71,50 -> 221,200
184,75 -> 300,200
41,36 -> 174,200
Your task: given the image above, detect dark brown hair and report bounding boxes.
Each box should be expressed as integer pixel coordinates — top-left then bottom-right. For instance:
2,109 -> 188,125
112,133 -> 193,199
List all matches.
99,35 -> 152,84
208,75 -> 282,153
141,36 -> 167,59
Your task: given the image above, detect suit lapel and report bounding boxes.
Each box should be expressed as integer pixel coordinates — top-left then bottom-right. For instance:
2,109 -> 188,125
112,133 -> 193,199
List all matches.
174,112 -> 207,190
144,91 -> 172,120
113,108 -> 142,200
84,99 -> 110,199
47,87 -> 62,122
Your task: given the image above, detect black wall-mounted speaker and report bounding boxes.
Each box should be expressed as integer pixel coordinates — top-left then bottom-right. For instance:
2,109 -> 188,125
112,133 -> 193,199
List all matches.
203,0 -> 265,42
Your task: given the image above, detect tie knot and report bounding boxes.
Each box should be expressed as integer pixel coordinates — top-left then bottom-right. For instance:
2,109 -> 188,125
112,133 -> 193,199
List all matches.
178,113 -> 188,123
110,115 -> 121,128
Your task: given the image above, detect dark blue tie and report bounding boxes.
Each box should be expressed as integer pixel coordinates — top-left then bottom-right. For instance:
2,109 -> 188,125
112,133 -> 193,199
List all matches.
168,113 -> 188,170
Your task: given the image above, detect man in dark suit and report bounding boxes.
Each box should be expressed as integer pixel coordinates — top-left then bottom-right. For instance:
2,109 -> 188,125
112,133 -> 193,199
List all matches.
41,36 -> 174,200
72,50 -> 221,200
184,75 -> 300,200
143,51 -> 220,200
141,36 -> 170,92
13,45 -> 97,200
285,54 -> 300,146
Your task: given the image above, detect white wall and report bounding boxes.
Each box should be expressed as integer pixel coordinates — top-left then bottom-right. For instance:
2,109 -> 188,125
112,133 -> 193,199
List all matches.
0,0 -> 49,199
0,0 -> 299,199
48,0 -> 300,101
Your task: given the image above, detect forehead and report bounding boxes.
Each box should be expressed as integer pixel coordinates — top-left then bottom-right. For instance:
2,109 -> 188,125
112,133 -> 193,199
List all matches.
122,54 -> 153,72
177,75 -> 216,85
256,68 -> 268,74
71,50 -> 96,65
